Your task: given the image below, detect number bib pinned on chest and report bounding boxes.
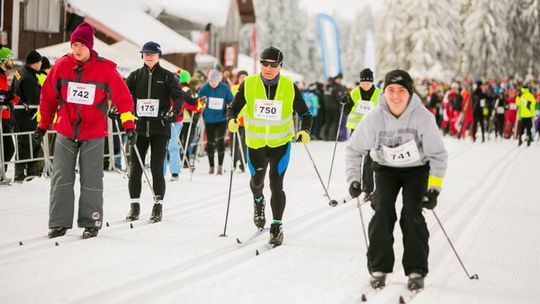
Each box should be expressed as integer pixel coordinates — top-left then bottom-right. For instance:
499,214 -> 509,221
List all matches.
355,100 -> 374,114
254,99 -> 282,121
136,99 -> 160,117
208,97 -> 224,110
67,82 -> 96,105
382,140 -> 421,165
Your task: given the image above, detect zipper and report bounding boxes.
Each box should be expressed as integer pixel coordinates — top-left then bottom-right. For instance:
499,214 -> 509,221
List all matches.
146,70 -> 153,137
73,65 -> 84,141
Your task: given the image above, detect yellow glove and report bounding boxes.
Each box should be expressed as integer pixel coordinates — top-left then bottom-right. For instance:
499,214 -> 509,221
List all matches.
296,130 -> 310,144
428,175 -> 443,191
228,119 -> 239,133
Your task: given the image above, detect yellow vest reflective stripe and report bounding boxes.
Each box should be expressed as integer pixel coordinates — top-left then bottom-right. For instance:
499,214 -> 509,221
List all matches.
243,74 -> 295,148
346,86 -> 381,129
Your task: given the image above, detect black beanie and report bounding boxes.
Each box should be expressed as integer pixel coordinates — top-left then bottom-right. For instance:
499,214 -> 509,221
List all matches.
41,56 -> 51,70
359,68 -> 374,82
384,69 -> 414,95
25,50 -> 42,65
260,46 -> 284,62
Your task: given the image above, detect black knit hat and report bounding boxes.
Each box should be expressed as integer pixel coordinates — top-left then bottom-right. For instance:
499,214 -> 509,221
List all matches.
260,46 -> 284,63
25,50 -> 42,65
359,68 -> 374,82
384,69 -> 414,95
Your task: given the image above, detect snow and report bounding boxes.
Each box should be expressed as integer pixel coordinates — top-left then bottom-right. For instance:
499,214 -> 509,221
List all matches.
159,0 -> 232,28
1,138 -> 540,303
67,0 -> 200,54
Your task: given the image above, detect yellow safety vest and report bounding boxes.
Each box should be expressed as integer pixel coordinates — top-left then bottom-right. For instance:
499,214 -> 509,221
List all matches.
243,74 -> 295,149
346,86 -> 381,129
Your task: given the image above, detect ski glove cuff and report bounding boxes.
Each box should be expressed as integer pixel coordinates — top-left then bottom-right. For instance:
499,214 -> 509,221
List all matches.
428,175 -> 443,192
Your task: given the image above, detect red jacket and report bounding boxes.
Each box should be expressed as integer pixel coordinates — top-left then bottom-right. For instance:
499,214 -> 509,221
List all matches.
38,51 -> 135,140
1,69 -> 20,120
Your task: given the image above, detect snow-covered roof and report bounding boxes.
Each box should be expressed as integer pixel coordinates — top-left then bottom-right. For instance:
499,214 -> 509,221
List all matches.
37,38 -> 179,78
67,0 -> 200,54
237,54 -> 304,82
160,0 -> 232,28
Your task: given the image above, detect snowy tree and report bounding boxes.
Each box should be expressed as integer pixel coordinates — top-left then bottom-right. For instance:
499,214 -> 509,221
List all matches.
340,8 -> 374,85
458,0 -> 509,79
521,0 -> 540,77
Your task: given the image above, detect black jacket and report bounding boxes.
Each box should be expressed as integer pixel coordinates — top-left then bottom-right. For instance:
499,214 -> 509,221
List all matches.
10,65 -> 41,131
126,63 -> 184,137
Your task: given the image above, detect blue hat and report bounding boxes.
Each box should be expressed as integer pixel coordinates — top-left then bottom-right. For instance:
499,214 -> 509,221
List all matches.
140,41 -> 162,55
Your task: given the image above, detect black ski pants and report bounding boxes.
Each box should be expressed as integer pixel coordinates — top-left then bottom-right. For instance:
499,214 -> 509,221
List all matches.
367,163 -> 430,277
129,135 -> 168,200
362,153 -> 375,193
205,121 -> 226,167
247,142 -> 291,221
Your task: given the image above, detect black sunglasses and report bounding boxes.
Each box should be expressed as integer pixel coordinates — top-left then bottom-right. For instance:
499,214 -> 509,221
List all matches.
260,61 -> 281,68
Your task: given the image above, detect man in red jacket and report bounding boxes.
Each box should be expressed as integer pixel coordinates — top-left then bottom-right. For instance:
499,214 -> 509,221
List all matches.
33,22 -> 137,239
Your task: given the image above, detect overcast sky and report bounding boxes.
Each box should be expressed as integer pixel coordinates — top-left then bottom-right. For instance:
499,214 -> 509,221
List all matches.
298,0 -> 381,20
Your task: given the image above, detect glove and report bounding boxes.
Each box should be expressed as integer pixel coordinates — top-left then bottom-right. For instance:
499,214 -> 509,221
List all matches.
0,89 -> 14,102
349,181 -> 362,198
108,106 -> 120,120
423,189 -> 439,210
340,94 -> 352,106
296,130 -> 310,144
126,129 -> 137,146
163,109 -> 178,123
32,128 -> 47,145
228,119 -> 239,133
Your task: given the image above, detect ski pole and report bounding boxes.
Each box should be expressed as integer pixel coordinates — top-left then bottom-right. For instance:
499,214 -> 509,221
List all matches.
432,210 -> 479,280
132,144 -> 158,202
302,143 -> 338,207
114,120 -> 130,178
235,130 -> 246,170
40,132 -> 53,177
356,197 -> 369,250
326,103 -> 345,192
219,133 -> 236,237
181,115 -> 195,170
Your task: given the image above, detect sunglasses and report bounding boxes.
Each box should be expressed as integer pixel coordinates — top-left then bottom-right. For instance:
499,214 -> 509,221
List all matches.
260,61 -> 281,68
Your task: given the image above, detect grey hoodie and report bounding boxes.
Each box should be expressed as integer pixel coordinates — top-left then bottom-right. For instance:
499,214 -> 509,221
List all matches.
345,93 -> 447,185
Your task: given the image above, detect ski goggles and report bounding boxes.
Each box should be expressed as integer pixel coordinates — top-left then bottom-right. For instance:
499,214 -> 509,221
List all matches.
260,60 -> 281,68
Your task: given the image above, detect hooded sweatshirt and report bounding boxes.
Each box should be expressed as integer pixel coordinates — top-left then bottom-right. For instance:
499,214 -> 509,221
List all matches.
345,93 -> 447,184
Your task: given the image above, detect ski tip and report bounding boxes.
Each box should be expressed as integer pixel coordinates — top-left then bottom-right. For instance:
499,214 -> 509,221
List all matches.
54,241 -> 59,247
19,241 -> 23,246
399,296 -> 405,304
106,222 -> 110,227
236,238 -> 242,244
256,249 -> 260,256
130,223 -> 134,229
361,294 -> 367,302
329,199 -> 338,207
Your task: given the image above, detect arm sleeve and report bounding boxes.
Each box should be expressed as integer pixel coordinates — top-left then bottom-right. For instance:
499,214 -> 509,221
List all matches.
292,84 -> 313,131
108,68 -> 135,129
420,112 -> 448,179
345,116 -> 375,184
168,73 -> 184,114
227,82 -> 246,120
37,65 -> 61,129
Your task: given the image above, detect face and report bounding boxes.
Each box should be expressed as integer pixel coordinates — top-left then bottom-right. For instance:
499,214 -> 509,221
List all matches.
142,53 -> 160,69
4,59 -> 14,69
260,59 -> 281,80
384,84 -> 410,117
209,80 -> 219,88
71,42 -> 91,62
30,61 -> 42,72
360,81 -> 373,91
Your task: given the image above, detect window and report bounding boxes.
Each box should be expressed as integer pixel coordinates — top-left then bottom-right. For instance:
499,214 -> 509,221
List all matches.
24,0 -> 62,33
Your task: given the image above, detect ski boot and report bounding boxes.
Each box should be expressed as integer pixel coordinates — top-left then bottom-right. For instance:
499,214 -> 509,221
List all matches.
150,203 -> 162,223
268,223 -> 283,247
126,203 -> 140,221
48,227 -> 68,239
369,272 -> 386,289
216,165 -> 223,175
209,166 -> 214,174
82,227 -> 99,239
407,273 -> 424,291
253,195 -> 266,229
171,173 -> 179,181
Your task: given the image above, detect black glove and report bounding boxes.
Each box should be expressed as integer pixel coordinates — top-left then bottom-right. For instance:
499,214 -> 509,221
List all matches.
340,94 -> 351,106
163,109 -> 178,123
108,106 -> 120,120
32,128 -> 47,145
349,181 -> 362,198
423,189 -> 439,210
126,129 -> 137,146
0,90 -> 14,102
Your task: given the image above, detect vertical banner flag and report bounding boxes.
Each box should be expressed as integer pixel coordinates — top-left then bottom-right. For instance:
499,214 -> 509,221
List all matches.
316,14 -> 342,80
364,30 -> 376,73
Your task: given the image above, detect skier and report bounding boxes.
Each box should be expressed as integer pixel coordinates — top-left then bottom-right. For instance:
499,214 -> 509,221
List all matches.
198,69 -> 234,175
32,23 -> 136,239
341,68 -> 381,203
227,46 -> 312,246
125,41 -> 184,223
345,69 -> 448,290
0,45 -> 17,177
515,86 -> 536,146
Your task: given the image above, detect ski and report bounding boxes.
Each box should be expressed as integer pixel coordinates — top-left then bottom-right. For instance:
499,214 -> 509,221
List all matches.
235,228 -> 268,245
255,243 -> 277,256
359,283 -> 385,302
398,288 -> 422,303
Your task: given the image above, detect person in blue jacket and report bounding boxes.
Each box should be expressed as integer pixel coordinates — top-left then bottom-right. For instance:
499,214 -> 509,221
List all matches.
198,69 -> 234,174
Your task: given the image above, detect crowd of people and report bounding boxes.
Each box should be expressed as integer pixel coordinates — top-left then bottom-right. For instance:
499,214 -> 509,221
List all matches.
0,21 -> 538,292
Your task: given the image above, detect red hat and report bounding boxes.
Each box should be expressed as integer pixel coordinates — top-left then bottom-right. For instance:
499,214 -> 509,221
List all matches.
70,22 -> 95,50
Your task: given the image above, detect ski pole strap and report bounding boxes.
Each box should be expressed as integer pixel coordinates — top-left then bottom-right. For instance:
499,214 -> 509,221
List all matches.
428,175 -> 443,190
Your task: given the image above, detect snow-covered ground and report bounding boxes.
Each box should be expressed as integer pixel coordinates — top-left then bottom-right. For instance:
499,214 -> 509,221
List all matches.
1,138 -> 539,304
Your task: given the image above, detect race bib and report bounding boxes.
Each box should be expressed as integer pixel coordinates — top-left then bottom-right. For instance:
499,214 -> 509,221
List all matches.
136,99 -> 159,117
254,99 -> 282,121
67,82 -> 96,105
509,103 -> 517,110
382,140 -> 421,165
480,99 -> 486,107
355,100 -> 374,114
208,97 -> 224,110
496,106 -> 504,114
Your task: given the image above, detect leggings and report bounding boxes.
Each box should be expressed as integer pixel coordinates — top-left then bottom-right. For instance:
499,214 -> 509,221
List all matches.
129,135 -> 168,200
205,121 -> 226,167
